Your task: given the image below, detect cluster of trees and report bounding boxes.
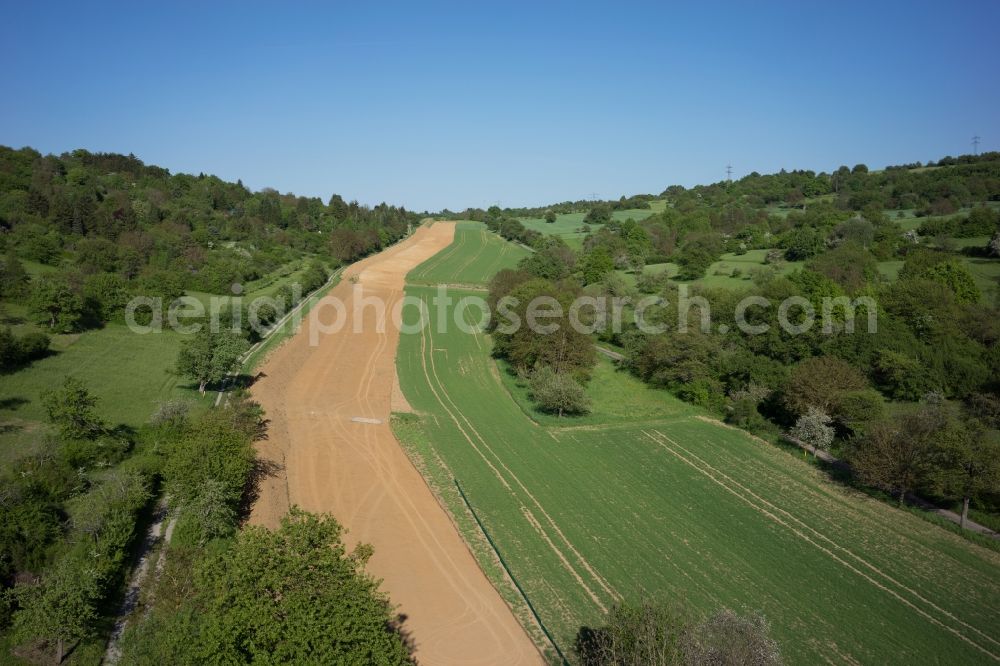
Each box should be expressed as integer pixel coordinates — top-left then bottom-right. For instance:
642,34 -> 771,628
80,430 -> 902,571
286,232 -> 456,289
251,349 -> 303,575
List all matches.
476,151 -> 1000,527
115,395 -> 411,663
672,152 -> 1000,213
918,205 -> 999,239
446,193 -> 656,223
482,208 -> 544,247
120,509 -> 411,664
487,267 -> 596,416
1,378 -> 151,662
1,380 -> 413,663
0,146 -> 419,337
848,394 -> 1000,525
575,600 -> 781,666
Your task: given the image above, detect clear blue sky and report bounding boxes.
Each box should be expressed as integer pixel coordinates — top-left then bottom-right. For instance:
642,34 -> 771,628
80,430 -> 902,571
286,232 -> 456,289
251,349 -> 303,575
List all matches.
2,1 -> 998,211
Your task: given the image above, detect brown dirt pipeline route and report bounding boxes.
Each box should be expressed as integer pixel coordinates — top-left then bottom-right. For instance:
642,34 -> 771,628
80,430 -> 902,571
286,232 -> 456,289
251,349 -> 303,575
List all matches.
248,222 -> 542,666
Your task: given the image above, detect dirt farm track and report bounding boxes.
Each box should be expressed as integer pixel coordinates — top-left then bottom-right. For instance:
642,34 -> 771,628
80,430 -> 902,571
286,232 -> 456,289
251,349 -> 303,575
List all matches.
248,222 -> 542,665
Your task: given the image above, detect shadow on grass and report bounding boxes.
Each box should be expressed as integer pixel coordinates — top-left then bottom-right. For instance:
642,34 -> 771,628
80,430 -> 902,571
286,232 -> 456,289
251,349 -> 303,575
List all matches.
0,396 -> 30,411
0,348 -> 61,376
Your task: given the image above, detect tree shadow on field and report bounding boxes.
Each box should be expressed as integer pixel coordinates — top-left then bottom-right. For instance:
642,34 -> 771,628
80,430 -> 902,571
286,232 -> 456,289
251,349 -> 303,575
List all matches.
240,453 -> 281,521
574,625 -> 607,665
388,613 -> 417,660
227,371 -> 267,393
0,313 -> 26,326
0,396 -> 29,411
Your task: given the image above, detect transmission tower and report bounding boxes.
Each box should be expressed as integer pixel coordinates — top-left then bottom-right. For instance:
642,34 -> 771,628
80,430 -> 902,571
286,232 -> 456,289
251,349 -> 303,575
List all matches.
972,135 -> 981,156
726,164 -> 733,182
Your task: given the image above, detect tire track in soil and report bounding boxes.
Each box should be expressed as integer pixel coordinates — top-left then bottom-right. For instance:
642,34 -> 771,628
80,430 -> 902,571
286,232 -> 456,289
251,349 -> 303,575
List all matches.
642,429 -> 999,662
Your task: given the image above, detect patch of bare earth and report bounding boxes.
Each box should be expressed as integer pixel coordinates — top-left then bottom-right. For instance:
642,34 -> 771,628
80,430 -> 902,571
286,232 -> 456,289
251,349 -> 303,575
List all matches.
248,223 -> 542,665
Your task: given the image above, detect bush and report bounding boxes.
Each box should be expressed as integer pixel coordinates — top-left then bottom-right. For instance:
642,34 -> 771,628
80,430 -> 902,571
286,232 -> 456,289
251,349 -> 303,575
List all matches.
529,366 -> 591,417
0,327 -> 50,372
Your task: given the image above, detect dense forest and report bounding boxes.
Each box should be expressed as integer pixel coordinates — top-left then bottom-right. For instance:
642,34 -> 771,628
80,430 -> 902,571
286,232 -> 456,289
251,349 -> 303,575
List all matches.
0,146 -> 419,335
0,146 -> 421,664
484,153 -> 1000,534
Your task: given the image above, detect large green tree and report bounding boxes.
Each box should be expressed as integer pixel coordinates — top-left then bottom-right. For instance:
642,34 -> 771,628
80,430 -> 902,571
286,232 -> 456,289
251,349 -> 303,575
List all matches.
12,558 -> 101,664
931,420 -> 1000,528
490,277 -> 596,381
121,509 -> 411,665
848,398 -> 950,506
175,327 -> 249,394
782,356 -> 867,419
30,276 -> 84,333
41,376 -> 105,440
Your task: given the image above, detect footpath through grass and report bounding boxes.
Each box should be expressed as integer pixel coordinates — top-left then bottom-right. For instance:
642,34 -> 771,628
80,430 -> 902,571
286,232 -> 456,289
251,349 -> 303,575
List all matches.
393,286 -> 1000,665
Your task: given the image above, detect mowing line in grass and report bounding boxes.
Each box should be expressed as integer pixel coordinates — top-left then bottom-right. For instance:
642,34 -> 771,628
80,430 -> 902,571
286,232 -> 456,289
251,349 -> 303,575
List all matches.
643,429 -> 1000,662
418,299 -> 618,607
653,429 -> 1000,650
425,305 -> 619,602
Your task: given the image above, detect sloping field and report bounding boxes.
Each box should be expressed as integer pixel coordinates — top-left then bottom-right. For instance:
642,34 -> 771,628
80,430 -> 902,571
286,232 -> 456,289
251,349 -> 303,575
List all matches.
393,286 -> 1000,665
246,223 -> 542,665
0,322 -> 210,465
408,220 -> 529,286
518,206 -> 660,250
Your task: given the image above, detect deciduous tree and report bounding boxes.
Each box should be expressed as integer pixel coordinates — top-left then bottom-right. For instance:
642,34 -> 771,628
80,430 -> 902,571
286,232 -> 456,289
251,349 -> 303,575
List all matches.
30,276 -> 84,333
931,421 -> 1000,528
13,558 -> 100,664
175,328 -> 249,394
41,377 -> 104,440
848,398 -> 947,506
783,356 -> 867,418
529,366 -> 591,417
790,406 -> 834,457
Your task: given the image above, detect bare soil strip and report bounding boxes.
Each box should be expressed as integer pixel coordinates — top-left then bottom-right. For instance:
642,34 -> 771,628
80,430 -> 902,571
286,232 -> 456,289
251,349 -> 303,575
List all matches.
248,223 -> 542,665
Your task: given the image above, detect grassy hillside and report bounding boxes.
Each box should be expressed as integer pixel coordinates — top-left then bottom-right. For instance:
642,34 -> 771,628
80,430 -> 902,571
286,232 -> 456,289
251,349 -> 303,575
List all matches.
0,320 -> 211,465
518,204 -> 663,249
408,220 -> 529,286
393,285 -> 1000,665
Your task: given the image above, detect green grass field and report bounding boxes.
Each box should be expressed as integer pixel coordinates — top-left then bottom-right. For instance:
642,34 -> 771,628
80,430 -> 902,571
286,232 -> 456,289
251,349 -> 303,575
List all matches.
0,322 -> 212,465
0,258 -> 335,465
519,205 -> 662,250
393,285 -> 1000,665
697,250 -> 806,289
408,220 -> 529,286
615,250 -> 806,290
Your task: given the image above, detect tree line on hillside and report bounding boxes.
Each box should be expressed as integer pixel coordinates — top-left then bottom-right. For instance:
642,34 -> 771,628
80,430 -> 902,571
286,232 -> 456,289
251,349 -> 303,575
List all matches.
0,146 -> 426,663
0,146 -> 420,345
441,194 -> 656,222
480,152 -> 1000,531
